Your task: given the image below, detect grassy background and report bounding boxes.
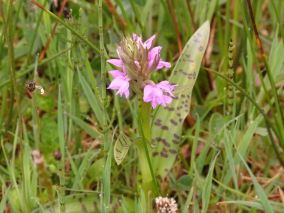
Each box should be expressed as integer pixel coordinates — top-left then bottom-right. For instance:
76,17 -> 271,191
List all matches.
0,0 -> 284,212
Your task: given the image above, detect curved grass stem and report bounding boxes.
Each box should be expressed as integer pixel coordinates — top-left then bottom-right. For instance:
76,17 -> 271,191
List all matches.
246,0 -> 284,145
205,68 -> 284,166
31,0 -> 100,54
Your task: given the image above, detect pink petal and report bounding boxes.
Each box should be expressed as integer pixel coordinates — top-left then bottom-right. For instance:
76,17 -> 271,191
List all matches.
148,46 -> 161,68
157,60 -> 171,70
134,60 -> 141,69
108,77 -> 130,98
117,83 -> 130,98
151,100 -> 159,109
157,81 -> 176,96
148,46 -> 162,61
143,84 -> 165,109
132,33 -> 143,44
143,81 -> 176,108
160,95 -> 172,106
107,59 -> 124,68
132,33 -> 141,40
109,70 -> 125,78
144,35 -> 156,49
108,78 -> 124,90
143,85 -> 156,102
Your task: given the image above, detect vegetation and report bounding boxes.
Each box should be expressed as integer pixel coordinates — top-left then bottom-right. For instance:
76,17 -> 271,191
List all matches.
0,0 -> 284,212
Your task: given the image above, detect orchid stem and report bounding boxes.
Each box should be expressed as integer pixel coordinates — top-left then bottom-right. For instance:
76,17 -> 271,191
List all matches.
137,101 -> 160,196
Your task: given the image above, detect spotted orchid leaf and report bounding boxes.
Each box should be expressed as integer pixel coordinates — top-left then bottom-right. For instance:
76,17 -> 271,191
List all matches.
151,21 -> 210,178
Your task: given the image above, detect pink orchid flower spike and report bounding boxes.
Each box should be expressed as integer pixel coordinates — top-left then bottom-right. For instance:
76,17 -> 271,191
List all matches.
107,33 -> 175,106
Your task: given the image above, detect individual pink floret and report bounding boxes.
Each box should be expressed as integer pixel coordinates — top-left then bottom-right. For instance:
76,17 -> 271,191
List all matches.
143,81 -> 176,109
148,46 -> 171,70
107,59 -> 127,73
157,60 -> 171,70
107,70 -> 130,98
107,59 -> 124,68
132,34 -> 171,71
132,34 -> 156,49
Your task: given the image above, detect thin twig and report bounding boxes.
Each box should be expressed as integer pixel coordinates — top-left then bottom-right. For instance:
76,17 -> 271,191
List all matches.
246,0 -> 284,145
166,0 -> 182,55
246,0 -> 265,59
185,0 -> 196,30
39,0 -> 68,62
31,0 -> 100,53
204,17 -> 216,90
105,0 -> 127,30
204,67 -> 284,167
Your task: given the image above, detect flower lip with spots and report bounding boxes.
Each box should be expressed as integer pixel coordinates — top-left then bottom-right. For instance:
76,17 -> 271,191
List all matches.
143,81 -> 176,109
107,34 -> 176,108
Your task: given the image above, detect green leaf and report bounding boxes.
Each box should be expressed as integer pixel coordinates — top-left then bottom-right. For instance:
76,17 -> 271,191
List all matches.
72,149 -> 99,189
32,194 -> 99,213
219,200 -> 284,212
78,70 -> 104,127
175,175 -> 193,191
238,152 -> 274,213
151,21 -> 210,178
68,113 -> 102,139
0,187 -> 10,213
114,133 -> 132,165
40,115 -> 59,153
201,153 -> 219,213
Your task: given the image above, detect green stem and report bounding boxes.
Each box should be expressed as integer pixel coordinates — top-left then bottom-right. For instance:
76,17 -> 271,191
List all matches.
0,46 -> 73,89
31,0 -> 100,53
205,68 -> 284,166
98,0 -> 111,212
137,101 -> 160,196
246,0 -> 284,145
25,0 -> 46,66
6,0 -> 17,129
32,54 -> 40,149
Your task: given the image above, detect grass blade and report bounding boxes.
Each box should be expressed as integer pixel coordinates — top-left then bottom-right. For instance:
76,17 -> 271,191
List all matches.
201,153 -> 219,213
238,152 -> 274,213
78,70 -> 104,127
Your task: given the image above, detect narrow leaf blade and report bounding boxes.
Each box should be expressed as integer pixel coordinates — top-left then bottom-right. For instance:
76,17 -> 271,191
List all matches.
78,71 -> 104,126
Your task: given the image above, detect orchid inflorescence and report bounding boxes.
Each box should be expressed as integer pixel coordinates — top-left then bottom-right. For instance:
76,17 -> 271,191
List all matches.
107,34 -> 176,109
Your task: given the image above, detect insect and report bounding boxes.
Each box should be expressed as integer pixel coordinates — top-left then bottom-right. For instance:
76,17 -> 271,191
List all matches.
25,80 -> 36,92
63,7 -> 72,19
25,80 -> 45,98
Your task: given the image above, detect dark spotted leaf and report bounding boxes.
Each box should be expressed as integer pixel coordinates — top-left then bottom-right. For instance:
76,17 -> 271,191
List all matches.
151,21 -> 210,178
